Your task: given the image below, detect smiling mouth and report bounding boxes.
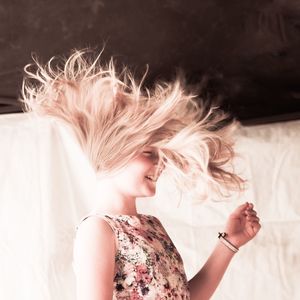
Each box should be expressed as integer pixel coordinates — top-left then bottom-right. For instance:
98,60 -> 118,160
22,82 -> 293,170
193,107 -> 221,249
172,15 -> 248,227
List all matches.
145,175 -> 157,182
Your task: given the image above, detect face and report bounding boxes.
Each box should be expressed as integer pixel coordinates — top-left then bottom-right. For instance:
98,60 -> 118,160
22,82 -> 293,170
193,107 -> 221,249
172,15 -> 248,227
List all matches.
112,147 -> 164,198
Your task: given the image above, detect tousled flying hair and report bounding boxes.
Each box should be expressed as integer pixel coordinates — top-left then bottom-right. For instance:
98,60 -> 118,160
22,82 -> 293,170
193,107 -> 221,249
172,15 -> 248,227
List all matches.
20,49 -> 244,200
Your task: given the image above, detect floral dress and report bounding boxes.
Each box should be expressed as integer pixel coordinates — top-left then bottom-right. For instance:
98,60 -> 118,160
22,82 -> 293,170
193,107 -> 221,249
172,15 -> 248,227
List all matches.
75,213 -> 190,299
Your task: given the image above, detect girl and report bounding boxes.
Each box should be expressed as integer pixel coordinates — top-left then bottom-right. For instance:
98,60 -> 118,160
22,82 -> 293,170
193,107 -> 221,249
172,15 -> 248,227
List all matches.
20,50 -> 261,299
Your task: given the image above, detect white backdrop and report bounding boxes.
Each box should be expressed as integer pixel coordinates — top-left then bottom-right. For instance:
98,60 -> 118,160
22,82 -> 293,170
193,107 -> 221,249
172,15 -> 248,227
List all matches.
0,112 -> 299,300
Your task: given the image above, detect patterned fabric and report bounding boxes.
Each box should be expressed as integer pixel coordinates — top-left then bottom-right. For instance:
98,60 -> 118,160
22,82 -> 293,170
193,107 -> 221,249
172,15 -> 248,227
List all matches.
77,214 -> 190,299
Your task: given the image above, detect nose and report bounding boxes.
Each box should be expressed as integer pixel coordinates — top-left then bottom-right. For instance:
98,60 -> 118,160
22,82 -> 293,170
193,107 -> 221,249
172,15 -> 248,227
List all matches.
154,159 -> 164,178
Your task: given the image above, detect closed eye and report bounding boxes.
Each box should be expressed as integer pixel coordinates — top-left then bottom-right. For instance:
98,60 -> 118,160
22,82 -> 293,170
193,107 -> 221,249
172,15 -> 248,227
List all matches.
143,151 -> 153,155
142,150 -> 159,161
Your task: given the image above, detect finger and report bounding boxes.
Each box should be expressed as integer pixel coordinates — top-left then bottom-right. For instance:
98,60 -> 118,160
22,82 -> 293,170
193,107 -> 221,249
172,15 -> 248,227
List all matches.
248,204 -> 258,214
248,221 -> 261,235
232,202 -> 249,215
245,203 -> 258,214
252,222 -> 261,233
246,218 -> 260,226
246,210 -> 257,216
246,215 -> 260,222
247,202 -> 254,209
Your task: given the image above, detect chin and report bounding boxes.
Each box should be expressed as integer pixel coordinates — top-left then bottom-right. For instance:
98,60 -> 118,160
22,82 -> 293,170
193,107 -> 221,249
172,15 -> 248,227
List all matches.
141,188 -> 156,198
148,190 -> 156,197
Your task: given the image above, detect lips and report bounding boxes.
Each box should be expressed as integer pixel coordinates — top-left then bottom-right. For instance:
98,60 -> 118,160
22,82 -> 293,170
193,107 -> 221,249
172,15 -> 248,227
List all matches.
145,175 -> 157,182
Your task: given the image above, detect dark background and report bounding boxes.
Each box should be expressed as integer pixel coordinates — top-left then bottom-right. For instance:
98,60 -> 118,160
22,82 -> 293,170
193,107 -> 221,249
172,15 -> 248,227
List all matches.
1,0 -> 300,125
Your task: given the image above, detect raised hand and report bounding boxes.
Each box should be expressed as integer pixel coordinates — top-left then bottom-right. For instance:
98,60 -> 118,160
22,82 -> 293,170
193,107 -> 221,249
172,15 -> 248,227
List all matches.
223,202 -> 261,249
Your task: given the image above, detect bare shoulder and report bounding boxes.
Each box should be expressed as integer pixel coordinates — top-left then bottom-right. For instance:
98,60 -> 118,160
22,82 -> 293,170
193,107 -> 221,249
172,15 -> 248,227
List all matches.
74,215 -> 115,259
75,216 -> 114,242
74,216 -> 115,299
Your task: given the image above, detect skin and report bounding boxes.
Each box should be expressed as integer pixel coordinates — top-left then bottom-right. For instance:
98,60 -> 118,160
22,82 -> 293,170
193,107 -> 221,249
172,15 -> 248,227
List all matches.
188,202 -> 261,299
90,147 -> 164,215
74,147 -> 261,300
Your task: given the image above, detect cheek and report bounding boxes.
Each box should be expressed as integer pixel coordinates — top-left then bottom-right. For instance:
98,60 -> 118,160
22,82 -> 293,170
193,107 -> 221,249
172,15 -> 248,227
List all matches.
118,162 -> 150,184
130,158 -> 153,175
115,157 -> 154,188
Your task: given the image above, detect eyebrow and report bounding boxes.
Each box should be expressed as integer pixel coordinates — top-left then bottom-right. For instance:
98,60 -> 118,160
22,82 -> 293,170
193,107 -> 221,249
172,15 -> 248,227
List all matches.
142,146 -> 155,152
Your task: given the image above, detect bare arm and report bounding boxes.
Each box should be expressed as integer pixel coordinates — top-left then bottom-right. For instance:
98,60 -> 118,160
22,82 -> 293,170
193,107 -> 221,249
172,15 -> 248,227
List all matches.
188,240 -> 235,299
73,217 -> 116,300
188,202 -> 261,300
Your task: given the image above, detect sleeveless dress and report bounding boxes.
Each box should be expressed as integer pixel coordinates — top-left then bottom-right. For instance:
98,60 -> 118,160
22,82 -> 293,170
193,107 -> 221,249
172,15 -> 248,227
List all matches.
74,213 -> 190,299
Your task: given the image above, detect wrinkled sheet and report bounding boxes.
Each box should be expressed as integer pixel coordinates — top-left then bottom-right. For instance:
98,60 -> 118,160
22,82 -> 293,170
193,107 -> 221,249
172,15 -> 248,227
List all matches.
0,112 -> 299,300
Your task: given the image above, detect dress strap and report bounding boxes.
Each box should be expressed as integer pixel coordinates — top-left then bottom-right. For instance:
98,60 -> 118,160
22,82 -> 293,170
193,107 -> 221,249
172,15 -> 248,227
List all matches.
75,213 -> 105,231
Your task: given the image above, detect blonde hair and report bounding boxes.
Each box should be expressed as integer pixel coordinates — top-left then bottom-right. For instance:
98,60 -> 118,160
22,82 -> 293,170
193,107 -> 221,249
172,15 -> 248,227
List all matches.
20,49 -> 244,200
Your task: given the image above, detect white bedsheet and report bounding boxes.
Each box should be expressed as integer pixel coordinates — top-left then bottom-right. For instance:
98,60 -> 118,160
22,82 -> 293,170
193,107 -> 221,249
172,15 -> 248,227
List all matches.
0,112 -> 299,299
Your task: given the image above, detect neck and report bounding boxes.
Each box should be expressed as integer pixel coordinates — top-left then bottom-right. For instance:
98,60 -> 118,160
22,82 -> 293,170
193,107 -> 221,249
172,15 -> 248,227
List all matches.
92,178 -> 138,216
